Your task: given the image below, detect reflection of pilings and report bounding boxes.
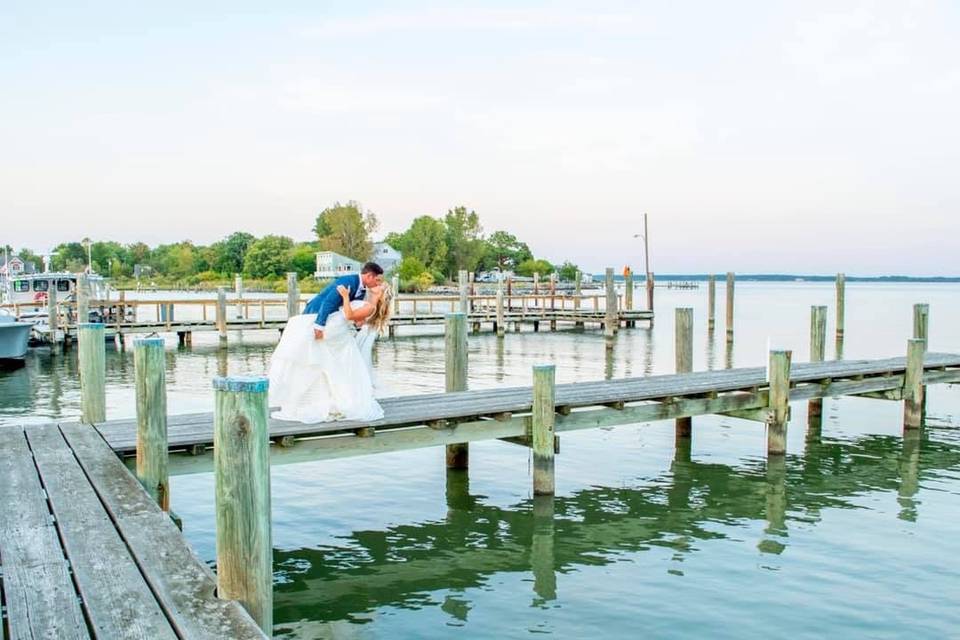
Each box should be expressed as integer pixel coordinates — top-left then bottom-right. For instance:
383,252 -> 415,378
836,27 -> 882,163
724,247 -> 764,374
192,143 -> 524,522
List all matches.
724,336 -> 734,370
216,346 -> 228,378
531,495 -> 556,602
706,325 -> 717,371
641,326 -> 654,376
897,429 -> 921,522
759,457 -> 787,555
271,433 -> 960,623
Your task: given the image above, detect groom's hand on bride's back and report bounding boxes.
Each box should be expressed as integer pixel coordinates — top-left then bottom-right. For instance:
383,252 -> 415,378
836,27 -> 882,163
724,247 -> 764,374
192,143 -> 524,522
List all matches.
313,328 -> 324,340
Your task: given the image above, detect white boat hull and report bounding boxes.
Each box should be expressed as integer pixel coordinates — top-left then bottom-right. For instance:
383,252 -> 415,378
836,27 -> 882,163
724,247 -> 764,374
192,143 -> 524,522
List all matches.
0,322 -> 32,359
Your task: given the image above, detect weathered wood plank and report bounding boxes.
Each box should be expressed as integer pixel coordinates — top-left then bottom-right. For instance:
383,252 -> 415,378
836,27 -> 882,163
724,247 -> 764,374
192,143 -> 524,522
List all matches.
25,423 -> 179,640
0,426 -> 51,530
95,354 -> 960,455
2,523 -> 89,640
59,423 -> 267,639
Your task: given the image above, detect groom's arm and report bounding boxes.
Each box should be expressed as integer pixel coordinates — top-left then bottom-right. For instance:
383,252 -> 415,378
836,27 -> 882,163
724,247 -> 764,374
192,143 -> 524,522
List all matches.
313,276 -> 351,335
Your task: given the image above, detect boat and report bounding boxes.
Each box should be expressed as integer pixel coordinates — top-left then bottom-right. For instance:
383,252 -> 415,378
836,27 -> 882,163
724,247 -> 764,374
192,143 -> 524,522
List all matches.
2,271 -> 130,343
0,310 -> 31,362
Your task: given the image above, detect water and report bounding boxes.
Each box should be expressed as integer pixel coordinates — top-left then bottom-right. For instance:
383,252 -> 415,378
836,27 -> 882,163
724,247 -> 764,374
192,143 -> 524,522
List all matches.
2,282 -> 960,638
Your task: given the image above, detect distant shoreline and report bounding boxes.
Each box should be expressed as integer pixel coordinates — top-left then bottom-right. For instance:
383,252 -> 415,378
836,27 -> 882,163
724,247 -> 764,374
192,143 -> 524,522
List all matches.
591,274 -> 960,283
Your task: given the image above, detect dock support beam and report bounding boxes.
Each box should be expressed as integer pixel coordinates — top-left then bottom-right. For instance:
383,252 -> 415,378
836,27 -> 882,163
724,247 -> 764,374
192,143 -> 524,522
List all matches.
392,275 -> 400,316
77,272 -> 90,325
675,308 -> 693,440
807,306 -> 827,438
904,339 -> 925,430
835,273 -> 845,357
604,267 -> 616,348
913,303 -> 929,419
216,287 -> 227,344
286,272 -> 300,318
725,272 -> 735,342
707,274 -> 716,331
213,375 -> 272,634
496,286 -> 505,338
134,337 -> 168,511
625,271 -> 634,311
47,284 -> 60,354
532,365 -> 557,495
79,322 -> 106,424
446,313 -> 469,469
767,350 -> 792,455
458,270 -> 469,314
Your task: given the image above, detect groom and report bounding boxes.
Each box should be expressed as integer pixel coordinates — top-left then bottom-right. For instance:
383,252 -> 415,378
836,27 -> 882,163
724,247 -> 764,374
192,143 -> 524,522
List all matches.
304,261 -> 384,340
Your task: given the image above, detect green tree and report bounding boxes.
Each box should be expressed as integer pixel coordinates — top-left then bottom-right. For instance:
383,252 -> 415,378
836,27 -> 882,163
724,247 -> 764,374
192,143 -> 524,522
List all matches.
50,242 -> 87,271
314,201 -> 378,261
211,231 -> 255,274
243,235 -> 294,278
481,230 -> 532,272
556,261 -> 580,281
516,258 -> 554,277
444,206 -> 484,278
288,242 -> 319,278
397,256 -> 428,281
389,216 -> 448,277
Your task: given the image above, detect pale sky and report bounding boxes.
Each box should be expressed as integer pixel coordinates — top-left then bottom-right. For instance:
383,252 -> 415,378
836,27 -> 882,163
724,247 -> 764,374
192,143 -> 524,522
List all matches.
2,1 -> 958,275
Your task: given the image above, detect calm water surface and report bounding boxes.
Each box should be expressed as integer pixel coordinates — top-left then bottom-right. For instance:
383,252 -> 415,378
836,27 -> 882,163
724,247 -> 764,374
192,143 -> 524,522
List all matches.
2,283 -> 959,638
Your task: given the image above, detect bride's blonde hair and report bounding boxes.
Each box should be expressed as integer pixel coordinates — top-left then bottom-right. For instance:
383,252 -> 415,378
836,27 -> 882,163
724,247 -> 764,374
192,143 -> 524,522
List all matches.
367,283 -> 393,335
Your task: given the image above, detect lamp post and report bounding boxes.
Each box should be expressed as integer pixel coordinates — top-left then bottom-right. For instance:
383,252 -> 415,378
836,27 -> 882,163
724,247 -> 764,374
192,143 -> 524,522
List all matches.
82,238 -> 92,273
633,213 -> 653,311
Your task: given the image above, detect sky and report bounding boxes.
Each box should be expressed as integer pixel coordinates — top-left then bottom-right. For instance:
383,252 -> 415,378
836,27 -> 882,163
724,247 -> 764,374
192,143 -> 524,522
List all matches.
2,1 -> 958,275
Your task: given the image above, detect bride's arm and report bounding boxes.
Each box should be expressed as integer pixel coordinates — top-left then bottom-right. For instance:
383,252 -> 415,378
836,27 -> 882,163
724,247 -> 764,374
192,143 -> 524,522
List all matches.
337,285 -> 379,322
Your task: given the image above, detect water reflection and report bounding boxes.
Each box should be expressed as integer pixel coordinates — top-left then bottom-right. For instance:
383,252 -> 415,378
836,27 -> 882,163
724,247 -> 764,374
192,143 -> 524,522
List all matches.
271,430 -> 960,628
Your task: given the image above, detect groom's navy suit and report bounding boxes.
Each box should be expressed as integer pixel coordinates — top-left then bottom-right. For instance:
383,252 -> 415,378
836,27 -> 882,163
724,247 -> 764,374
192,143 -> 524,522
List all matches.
303,273 -> 365,330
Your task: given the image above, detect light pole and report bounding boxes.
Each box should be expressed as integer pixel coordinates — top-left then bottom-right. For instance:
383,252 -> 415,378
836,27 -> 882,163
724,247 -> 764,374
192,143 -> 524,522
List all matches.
82,238 -> 92,273
632,213 -> 653,311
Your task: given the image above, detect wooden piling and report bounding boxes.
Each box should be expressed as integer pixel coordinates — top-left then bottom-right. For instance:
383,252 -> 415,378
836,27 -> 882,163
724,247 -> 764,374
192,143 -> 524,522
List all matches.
533,272 -> 540,295
835,273 -> 845,356
904,339 -> 925,430
47,284 -> 60,354
913,303 -> 929,420
532,364 -> 556,495
625,270 -> 634,311
707,275 -> 716,331
604,267 -> 616,347
725,272 -> 735,342
286,272 -> 300,318
234,274 -> 244,319
496,287 -> 505,338
445,313 -> 469,468
913,303 -> 929,348
767,350 -> 792,455
675,308 -> 693,439
77,272 -> 90,325
392,275 -> 400,315
216,287 -> 228,343
134,336 -> 168,511
458,270 -> 469,314
78,323 -> 106,423
213,376 -> 272,633
808,306 -> 827,437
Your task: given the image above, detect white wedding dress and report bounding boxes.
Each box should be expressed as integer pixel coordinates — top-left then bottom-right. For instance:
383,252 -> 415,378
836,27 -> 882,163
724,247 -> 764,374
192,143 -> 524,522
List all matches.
268,301 -> 383,423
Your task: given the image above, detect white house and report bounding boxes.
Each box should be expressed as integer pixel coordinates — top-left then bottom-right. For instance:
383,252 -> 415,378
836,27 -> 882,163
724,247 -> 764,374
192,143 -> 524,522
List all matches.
0,256 -> 34,276
372,242 -> 402,272
315,251 -> 364,279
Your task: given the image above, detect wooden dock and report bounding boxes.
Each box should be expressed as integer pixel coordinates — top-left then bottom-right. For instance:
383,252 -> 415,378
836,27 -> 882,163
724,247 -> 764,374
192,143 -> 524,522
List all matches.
0,422 -> 266,639
88,353 -> 960,470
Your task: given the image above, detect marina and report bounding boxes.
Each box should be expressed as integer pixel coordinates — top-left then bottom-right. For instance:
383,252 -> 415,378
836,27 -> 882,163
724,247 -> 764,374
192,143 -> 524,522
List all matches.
2,280 -> 959,637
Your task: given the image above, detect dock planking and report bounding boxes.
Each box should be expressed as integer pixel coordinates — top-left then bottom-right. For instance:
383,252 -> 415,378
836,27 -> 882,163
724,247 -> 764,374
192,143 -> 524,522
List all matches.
0,423 -> 266,640
91,353 -> 960,463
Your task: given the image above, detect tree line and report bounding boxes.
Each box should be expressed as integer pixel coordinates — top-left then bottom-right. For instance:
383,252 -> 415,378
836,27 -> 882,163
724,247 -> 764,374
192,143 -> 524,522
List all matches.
2,201 -> 579,290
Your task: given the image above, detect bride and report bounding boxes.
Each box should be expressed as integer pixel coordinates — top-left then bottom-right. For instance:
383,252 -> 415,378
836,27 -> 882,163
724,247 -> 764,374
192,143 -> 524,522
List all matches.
269,282 -> 393,423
